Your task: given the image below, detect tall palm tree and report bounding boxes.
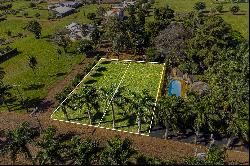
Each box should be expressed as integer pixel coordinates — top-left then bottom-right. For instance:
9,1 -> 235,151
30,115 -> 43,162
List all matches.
100,135 -> 135,165
0,122 -> 38,165
70,86 -> 99,125
100,85 -> 127,129
35,126 -> 64,165
60,99 -> 70,121
0,82 -> 12,112
65,136 -> 99,165
129,90 -> 155,134
156,96 -> 181,139
187,94 -> 210,144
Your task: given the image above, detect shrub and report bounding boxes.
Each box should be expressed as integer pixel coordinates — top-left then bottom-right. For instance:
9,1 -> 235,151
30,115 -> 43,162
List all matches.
145,47 -> 161,62
87,12 -> 96,20
206,145 -> 226,165
178,61 -> 199,74
77,39 -> 94,54
23,11 -> 28,17
6,30 -> 11,36
230,5 -> 240,14
215,4 -> 223,13
55,87 -> 73,103
29,2 -> 36,8
0,3 -> 12,10
35,13 -> 40,18
193,1 -> 206,11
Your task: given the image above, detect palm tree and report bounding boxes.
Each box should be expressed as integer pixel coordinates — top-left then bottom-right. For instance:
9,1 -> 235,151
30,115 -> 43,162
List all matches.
0,82 -> 12,112
100,85 -> 127,129
28,56 -> 38,75
65,136 -> 99,165
187,94 -> 210,144
100,135 -> 135,165
129,90 -> 155,134
70,86 -> 99,125
25,20 -> 42,39
60,100 -> 70,121
35,126 -> 64,165
156,96 -> 180,139
0,122 -> 38,165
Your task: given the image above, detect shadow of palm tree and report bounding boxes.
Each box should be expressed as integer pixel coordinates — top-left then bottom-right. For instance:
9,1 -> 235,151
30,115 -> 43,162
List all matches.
91,72 -> 103,77
101,60 -> 111,65
84,79 -> 97,84
23,84 -> 45,91
92,111 -> 103,122
96,66 -> 107,72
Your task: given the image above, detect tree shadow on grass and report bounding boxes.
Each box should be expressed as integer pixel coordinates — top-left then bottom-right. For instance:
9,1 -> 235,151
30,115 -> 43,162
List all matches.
91,72 -> 103,77
84,79 -> 97,85
233,13 -> 246,15
92,111 -> 103,122
69,116 -> 88,121
23,84 -> 45,91
21,97 -> 53,113
100,61 -> 111,65
96,66 -> 107,72
48,72 -> 67,77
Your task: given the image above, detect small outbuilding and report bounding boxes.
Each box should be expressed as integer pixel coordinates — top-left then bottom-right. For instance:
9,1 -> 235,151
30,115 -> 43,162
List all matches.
52,6 -> 75,18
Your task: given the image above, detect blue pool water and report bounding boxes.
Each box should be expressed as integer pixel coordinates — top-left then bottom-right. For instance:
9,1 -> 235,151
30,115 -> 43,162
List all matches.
168,80 -> 181,97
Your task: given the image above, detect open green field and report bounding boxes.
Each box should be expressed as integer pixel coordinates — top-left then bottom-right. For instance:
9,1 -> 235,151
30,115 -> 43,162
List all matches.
0,1 -> 108,112
151,0 -> 249,38
52,59 -> 163,134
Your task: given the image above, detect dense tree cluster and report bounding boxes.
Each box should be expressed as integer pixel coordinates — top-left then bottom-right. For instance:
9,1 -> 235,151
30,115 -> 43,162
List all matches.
151,11 -> 249,146
0,122 -> 231,165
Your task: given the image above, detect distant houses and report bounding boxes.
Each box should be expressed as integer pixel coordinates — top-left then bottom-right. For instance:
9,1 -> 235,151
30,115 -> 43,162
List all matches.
105,0 -> 136,19
105,8 -> 124,19
52,6 -> 75,18
65,22 -> 95,41
48,1 -> 81,18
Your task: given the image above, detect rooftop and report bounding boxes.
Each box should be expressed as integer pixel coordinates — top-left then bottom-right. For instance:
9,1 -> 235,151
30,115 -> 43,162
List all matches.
52,6 -> 74,14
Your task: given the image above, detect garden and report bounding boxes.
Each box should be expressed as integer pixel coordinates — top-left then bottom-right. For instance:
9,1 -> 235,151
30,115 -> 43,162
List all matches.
51,59 -> 164,135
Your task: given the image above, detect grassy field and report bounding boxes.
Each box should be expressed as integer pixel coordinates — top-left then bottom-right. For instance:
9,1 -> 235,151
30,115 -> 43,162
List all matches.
52,59 -> 163,134
0,1 -> 107,112
151,0 -> 249,38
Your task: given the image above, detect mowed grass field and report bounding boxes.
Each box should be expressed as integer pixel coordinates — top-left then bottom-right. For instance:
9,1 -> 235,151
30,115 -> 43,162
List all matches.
151,0 -> 249,38
52,59 -> 163,134
0,2 -> 107,112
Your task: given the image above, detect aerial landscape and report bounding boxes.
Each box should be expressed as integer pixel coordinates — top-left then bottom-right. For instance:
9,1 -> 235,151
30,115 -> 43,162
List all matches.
0,0 -> 249,165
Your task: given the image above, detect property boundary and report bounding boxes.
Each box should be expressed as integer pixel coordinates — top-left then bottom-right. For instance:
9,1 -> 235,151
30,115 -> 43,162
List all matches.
51,58 -> 164,136
148,63 -> 166,134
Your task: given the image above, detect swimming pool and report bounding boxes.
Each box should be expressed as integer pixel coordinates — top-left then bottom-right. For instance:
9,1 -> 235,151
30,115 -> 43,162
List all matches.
168,80 -> 181,97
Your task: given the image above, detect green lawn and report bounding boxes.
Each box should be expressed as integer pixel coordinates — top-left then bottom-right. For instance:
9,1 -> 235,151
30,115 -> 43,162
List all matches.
0,2 -> 108,113
150,0 -> 249,38
52,60 -> 163,134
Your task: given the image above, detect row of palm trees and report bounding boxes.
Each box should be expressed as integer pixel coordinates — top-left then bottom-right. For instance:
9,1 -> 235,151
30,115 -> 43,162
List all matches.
0,122 -> 136,165
0,121 -> 229,165
58,85 -> 156,134
58,83 -> 242,148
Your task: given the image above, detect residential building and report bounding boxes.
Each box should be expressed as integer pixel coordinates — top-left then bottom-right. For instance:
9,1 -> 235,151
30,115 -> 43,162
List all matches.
52,6 -> 75,18
105,8 -> 124,19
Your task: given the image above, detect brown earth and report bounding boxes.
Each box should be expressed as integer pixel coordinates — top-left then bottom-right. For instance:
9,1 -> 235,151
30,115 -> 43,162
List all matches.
0,54 -> 249,165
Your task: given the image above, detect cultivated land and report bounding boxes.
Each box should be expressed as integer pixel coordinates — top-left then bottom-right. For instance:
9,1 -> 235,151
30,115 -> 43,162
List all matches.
52,59 -> 163,134
151,0 -> 249,38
